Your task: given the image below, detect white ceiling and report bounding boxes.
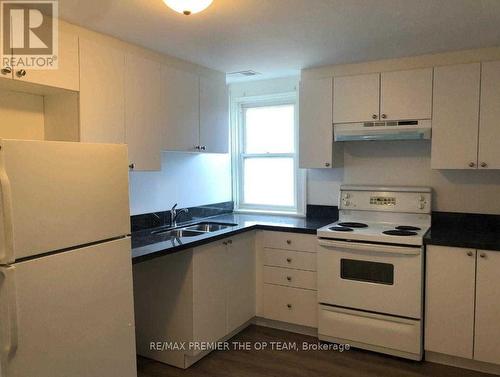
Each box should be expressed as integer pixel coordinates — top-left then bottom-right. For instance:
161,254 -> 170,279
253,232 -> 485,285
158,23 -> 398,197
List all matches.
59,0 -> 500,81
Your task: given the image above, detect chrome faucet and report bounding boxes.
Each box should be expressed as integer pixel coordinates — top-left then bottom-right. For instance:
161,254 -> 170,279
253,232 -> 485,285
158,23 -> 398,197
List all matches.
170,203 -> 189,227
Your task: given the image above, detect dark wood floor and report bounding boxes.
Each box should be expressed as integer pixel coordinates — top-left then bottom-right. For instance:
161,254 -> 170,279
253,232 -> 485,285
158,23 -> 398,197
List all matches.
137,325 -> 493,377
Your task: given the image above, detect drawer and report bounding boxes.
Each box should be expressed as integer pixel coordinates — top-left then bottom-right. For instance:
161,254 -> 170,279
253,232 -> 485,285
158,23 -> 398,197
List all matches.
263,266 -> 317,290
263,284 -> 317,327
318,305 -> 421,356
262,231 -> 316,252
263,248 -> 316,271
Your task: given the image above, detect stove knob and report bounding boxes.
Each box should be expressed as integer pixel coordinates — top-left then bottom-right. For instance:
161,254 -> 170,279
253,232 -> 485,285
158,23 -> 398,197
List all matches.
419,203 -> 425,210
345,193 -> 351,199
419,195 -> 426,202
344,200 -> 351,207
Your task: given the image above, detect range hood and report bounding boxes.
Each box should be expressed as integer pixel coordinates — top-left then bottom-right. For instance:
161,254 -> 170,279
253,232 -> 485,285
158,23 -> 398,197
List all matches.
334,120 -> 431,142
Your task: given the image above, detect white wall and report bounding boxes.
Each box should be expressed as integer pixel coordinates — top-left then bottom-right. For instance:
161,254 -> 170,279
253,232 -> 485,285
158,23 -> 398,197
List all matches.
129,152 -> 232,216
307,141 -> 500,214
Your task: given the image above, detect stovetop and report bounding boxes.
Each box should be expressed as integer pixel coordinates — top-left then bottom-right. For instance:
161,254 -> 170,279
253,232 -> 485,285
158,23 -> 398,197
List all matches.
317,219 -> 430,246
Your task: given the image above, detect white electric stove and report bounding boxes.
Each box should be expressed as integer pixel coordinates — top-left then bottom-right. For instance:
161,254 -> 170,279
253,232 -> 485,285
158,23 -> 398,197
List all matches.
317,185 -> 432,361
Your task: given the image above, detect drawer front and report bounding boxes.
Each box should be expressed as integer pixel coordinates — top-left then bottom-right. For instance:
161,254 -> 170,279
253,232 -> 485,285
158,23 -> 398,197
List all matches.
263,248 -> 316,271
263,231 -> 316,252
263,284 -> 317,327
318,305 -> 421,355
263,266 -> 317,290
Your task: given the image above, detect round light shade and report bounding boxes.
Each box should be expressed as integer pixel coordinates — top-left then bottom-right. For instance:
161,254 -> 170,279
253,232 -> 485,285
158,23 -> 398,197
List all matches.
163,0 -> 213,15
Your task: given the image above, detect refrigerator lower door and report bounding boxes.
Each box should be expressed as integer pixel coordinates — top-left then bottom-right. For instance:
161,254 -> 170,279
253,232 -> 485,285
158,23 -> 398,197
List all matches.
0,139 -> 131,264
0,238 -> 137,377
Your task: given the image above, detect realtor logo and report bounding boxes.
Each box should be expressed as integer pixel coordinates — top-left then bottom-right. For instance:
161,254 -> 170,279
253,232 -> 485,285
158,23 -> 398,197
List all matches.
1,0 -> 58,70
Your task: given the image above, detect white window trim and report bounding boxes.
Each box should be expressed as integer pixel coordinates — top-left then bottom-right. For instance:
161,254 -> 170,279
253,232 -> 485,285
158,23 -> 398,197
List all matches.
230,92 -> 306,216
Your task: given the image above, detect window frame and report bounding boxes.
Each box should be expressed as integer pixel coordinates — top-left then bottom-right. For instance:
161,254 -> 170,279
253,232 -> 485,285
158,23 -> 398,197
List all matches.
231,92 -> 305,216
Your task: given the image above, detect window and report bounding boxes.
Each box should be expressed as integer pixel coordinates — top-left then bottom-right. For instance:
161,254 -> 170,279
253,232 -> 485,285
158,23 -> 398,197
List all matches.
232,94 -> 305,214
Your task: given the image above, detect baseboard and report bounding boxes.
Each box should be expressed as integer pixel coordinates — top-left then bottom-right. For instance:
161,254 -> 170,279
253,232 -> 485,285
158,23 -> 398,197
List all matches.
252,317 -> 318,337
425,351 -> 500,375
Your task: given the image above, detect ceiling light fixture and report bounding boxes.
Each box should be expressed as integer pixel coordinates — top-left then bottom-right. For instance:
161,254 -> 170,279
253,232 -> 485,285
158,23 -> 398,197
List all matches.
163,0 -> 213,15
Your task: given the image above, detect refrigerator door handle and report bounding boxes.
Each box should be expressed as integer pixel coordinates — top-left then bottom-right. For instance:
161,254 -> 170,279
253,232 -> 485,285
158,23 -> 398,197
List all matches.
0,266 -> 18,372
0,151 -> 14,264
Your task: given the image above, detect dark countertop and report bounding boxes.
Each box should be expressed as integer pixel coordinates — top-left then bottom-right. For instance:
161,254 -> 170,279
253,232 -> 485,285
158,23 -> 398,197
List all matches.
424,212 -> 500,251
132,213 -> 335,264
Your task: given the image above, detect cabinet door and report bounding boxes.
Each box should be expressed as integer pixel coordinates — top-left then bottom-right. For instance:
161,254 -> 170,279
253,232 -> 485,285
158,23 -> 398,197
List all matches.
79,39 -> 125,144
478,61 -> 500,170
299,78 -> 340,169
431,63 -> 480,169
193,242 -> 227,345
474,250 -> 500,364
425,246 -> 476,358
333,73 -> 380,123
380,68 -> 432,121
162,65 -> 200,152
199,76 -> 229,153
125,54 -> 162,171
226,232 -> 256,333
15,29 -> 79,91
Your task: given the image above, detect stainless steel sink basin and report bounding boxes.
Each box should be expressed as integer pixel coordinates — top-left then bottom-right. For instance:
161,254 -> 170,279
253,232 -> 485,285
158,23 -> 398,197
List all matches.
153,229 -> 205,238
183,222 -> 237,232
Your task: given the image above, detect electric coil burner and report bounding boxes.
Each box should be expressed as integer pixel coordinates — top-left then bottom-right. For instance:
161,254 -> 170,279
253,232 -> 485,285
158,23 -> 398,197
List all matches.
383,229 -> 418,236
337,222 -> 368,228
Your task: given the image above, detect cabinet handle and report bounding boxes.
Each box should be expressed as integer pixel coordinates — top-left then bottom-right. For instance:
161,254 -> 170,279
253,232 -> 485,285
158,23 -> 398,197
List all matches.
286,257 -> 292,263
469,162 -> 475,168
381,114 -> 387,119
128,163 -> 135,170
467,251 -> 473,257
1,67 -> 12,75
16,69 -> 26,78
480,252 -> 486,259
325,162 -> 331,167
372,114 -> 378,120
287,304 -> 292,309
286,240 -> 292,245
286,276 -> 292,282
480,162 -> 488,168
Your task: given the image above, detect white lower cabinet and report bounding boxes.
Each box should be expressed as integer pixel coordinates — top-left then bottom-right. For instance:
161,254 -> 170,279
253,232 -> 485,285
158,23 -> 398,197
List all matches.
133,233 -> 255,369
425,245 -> 500,366
258,231 -> 318,328
474,251 -> 500,365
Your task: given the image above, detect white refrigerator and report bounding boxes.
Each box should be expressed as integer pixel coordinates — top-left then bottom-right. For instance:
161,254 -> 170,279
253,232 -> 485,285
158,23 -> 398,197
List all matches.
0,139 -> 137,377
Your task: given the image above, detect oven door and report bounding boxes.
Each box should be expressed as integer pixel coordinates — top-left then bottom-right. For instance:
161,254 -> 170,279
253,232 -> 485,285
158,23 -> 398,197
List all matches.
317,239 -> 422,319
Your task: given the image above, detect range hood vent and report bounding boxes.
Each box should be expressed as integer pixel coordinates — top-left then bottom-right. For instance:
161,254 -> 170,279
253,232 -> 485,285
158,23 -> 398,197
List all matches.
334,120 -> 431,142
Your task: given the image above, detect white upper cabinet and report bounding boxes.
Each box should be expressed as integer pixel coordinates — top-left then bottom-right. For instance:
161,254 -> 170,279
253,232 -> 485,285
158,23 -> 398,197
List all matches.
125,54 -> 163,171
474,250 -> 500,365
14,29 -> 79,91
431,63 -> 481,170
299,78 -> 342,168
79,38 -> 126,144
199,76 -> 229,153
161,65 -> 200,152
380,68 -> 432,121
478,61 -> 500,170
333,73 -> 380,123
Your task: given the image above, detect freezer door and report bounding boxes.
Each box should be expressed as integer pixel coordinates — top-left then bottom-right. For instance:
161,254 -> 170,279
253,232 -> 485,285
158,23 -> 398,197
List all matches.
0,238 -> 137,377
0,139 -> 130,263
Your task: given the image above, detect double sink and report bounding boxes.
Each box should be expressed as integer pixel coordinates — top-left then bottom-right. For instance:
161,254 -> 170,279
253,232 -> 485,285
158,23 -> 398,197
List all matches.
151,222 -> 238,238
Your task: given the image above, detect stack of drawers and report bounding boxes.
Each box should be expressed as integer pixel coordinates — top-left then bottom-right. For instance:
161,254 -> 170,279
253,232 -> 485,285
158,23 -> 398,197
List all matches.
261,231 -> 318,328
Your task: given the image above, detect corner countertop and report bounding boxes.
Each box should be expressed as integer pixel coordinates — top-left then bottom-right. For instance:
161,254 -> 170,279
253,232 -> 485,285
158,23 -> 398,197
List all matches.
131,213 -> 336,264
424,212 -> 500,252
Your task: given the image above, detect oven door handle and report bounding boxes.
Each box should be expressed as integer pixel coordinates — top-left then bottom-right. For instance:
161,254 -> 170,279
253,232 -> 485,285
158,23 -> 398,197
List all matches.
318,239 -> 421,256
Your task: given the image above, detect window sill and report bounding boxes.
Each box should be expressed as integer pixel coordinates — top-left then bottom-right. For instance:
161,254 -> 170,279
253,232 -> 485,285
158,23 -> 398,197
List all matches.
234,208 -> 306,218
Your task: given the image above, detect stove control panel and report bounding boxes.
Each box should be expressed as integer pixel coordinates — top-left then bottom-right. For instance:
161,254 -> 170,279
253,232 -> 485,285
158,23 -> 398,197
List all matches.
339,187 -> 431,214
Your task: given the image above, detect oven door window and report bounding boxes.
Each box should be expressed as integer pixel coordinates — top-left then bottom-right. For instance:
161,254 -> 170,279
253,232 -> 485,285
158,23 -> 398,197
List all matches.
340,259 -> 394,285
